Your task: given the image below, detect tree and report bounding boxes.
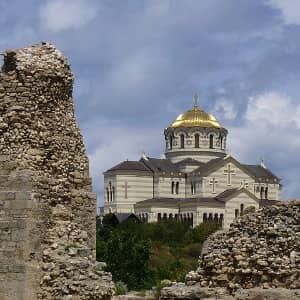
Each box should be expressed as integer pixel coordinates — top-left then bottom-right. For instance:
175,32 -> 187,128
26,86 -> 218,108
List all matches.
97,229 -> 151,290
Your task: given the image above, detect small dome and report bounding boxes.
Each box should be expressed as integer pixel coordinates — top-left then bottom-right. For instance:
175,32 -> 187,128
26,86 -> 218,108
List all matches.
169,95 -> 222,128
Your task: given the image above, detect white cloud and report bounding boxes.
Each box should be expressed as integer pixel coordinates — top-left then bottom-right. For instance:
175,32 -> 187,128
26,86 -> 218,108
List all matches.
245,92 -> 300,128
268,0 -> 300,25
107,49 -> 170,94
39,0 -> 98,32
228,91 -> 300,199
213,98 -> 238,120
82,120 -> 163,208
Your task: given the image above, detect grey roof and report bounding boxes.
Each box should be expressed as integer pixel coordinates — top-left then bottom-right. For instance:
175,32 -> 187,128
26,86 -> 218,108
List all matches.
192,157 -> 224,174
112,213 -> 140,223
216,187 -> 259,203
259,199 -> 281,207
106,156 -> 279,184
242,164 -> 279,181
140,157 -> 180,173
136,187 -> 259,208
215,188 -> 239,202
175,158 -> 205,167
135,196 -> 223,207
105,161 -> 151,173
192,156 -> 280,182
136,197 -> 181,205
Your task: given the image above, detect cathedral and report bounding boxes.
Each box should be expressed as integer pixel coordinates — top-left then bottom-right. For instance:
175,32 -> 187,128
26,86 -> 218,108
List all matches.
103,96 -> 281,228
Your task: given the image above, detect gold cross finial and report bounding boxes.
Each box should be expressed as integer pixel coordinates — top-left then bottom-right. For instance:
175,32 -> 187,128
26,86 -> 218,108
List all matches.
194,93 -> 198,109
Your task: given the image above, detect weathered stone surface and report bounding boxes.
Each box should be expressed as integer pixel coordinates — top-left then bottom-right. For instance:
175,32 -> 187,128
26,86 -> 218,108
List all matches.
160,201 -> 300,300
186,201 -> 300,291
234,288 -> 300,300
160,285 -> 300,300
0,43 -> 114,299
160,283 -> 229,299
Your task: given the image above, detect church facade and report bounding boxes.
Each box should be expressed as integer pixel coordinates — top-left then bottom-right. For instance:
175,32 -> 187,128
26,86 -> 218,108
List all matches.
103,96 -> 281,228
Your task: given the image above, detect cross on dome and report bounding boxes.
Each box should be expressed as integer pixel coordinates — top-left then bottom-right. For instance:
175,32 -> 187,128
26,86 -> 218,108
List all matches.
169,94 -> 222,128
194,93 -> 198,109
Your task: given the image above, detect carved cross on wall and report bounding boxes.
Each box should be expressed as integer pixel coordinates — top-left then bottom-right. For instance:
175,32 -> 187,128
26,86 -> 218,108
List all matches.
209,177 -> 218,194
224,163 -> 235,185
121,181 -> 131,199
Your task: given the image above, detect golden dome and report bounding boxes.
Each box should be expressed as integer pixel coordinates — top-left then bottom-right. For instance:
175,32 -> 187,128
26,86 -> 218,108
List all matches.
169,95 -> 222,129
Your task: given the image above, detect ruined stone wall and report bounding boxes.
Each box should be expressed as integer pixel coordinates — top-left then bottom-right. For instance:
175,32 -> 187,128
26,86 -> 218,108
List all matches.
160,201 -> 300,300
186,201 -> 300,290
0,43 -> 114,299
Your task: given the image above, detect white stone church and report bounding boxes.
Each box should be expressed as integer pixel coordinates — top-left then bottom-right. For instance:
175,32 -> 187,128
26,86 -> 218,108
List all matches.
103,96 -> 281,228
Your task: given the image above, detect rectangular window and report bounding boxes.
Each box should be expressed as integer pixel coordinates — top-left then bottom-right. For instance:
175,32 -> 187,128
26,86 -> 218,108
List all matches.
235,209 -> 239,218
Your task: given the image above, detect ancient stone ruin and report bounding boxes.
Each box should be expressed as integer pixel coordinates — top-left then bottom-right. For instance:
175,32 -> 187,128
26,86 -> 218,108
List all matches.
186,200 -> 300,290
0,43 -> 114,299
161,201 -> 300,300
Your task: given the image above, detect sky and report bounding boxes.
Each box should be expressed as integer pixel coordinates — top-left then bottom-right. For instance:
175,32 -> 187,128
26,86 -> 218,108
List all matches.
1,0 -> 300,206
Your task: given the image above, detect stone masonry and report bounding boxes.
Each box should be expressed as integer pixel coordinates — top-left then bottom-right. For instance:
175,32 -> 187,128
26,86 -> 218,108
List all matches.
0,43 -> 114,299
186,200 -> 300,290
160,201 -> 300,300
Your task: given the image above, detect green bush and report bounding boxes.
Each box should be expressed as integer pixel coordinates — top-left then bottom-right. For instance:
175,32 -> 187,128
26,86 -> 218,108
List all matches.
96,219 -> 219,291
115,281 -> 128,295
97,228 -> 151,290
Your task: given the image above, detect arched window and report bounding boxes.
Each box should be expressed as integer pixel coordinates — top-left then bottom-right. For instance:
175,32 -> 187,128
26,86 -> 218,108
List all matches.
106,188 -> 110,202
112,187 -> 115,201
203,213 -> 207,223
157,213 -> 161,223
214,213 -> 219,223
163,213 -> 167,222
195,134 -> 200,148
208,213 -> 213,222
191,182 -> 194,194
265,187 -> 268,200
108,181 -> 112,202
180,134 -> 185,149
171,181 -> 175,194
219,214 -> 224,226
175,182 -> 179,194
240,204 -> 244,215
209,134 -> 214,149
170,136 -> 173,150
260,187 -> 264,200
235,209 -> 239,218
220,136 -> 223,149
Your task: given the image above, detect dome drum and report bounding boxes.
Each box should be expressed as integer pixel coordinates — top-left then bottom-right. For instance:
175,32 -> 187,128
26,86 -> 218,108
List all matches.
164,96 -> 228,163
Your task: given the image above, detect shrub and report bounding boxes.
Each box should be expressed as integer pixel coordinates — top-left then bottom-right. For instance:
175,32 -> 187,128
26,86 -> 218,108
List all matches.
96,219 -> 219,291
115,281 -> 128,295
